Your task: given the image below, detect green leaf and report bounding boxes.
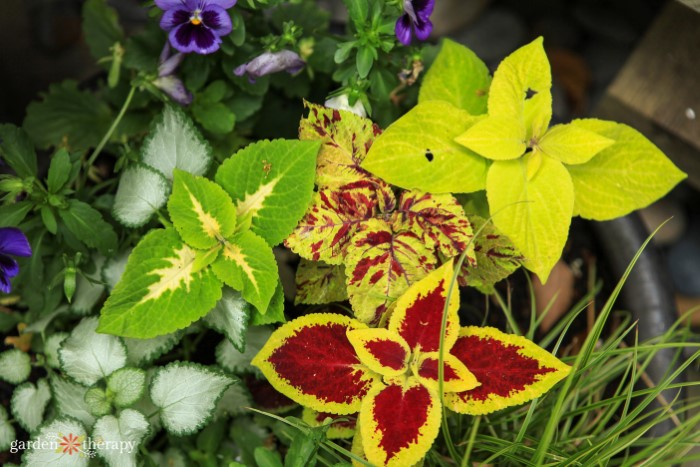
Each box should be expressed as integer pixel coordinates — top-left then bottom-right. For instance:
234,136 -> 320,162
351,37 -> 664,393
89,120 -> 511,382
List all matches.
488,37 -> 552,139
82,0 -> 123,61
566,119 -> 687,220
150,362 -> 234,436
203,287 -> 252,352
59,200 -> 117,255
419,39 -> 491,115
113,164 -> 170,228
216,326 -> 272,375
47,149 -> 73,193
85,387 -> 112,417
0,201 -> 33,227
363,101 -> 489,193
256,447 -> 284,467
487,155 -> 574,282
356,46 -> 374,79
455,115 -> 526,160
40,206 -> 58,234
141,104 -> 212,180
93,409 -> 149,466
250,279 -> 286,325
538,122 -> 615,165
23,80 -> 112,151
211,229 -> 278,314
22,417 -> 89,466
193,102 -> 236,134
107,367 -> 147,407
49,374 -> 96,428
71,256 -> 106,316
294,259 -> 347,305
59,317 -> 127,386
0,406 -> 15,452
0,124 -> 38,178
168,169 -> 237,249
11,378 -> 51,433
98,228 -> 223,338
44,332 -> 69,369
343,0 -> 369,26
124,332 -> 181,367
215,139 -> 321,246
285,428 -> 322,467
0,349 -> 31,384
214,383 -> 251,419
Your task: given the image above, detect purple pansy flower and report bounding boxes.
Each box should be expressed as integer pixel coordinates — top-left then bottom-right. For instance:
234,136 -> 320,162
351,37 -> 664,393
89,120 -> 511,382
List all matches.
233,50 -> 305,83
395,0 -> 435,46
156,0 -> 236,55
153,43 -> 193,105
0,228 -> 32,294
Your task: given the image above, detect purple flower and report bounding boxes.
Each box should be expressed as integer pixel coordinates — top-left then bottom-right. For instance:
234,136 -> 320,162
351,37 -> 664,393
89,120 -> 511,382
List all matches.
153,43 -> 193,105
0,228 -> 32,294
156,0 -> 236,55
395,0 -> 435,46
233,50 -> 305,83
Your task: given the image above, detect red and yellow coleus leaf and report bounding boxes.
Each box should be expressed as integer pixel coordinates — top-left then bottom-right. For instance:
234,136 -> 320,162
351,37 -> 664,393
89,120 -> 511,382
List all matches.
294,258 -> 348,305
302,407 -> 357,439
360,378 -> 441,467
446,326 -> 571,415
345,218 -> 437,324
347,328 -> 410,378
251,313 -> 379,414
414,352 -> 478,393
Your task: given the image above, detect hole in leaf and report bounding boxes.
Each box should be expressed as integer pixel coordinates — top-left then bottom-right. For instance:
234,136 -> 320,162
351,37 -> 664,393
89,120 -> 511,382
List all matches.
525,88 -> 538,100
425,149 -> 434,162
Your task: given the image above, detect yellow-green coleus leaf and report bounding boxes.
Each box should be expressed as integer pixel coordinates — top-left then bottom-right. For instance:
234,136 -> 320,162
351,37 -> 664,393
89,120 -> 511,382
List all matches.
168,169 -> 236,249
487,155 -> 574,283
455,115 -> 527,161
537,122 -> 615,165
98,228 -> 222,338
565,119 -> 687,220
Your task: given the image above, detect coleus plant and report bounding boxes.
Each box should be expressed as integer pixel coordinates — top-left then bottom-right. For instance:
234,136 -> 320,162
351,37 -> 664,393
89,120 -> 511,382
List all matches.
362,38 -> 686,282
252,262 -> 570,466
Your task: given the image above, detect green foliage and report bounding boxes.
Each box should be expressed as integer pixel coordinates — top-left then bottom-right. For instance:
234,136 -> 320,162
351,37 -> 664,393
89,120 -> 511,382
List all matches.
82,0 -> 124,62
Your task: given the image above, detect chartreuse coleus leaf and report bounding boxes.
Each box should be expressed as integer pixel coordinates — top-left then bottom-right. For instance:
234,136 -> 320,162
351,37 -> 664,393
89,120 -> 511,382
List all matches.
566,119 -> 687,220
447,326 -> 571,414
250,279 -> 286,326
204,287 -> 252,352
294,259 -> 347,305
97,227 -> 222,338
92,409 -> 149,466
215,139 -> 321,247
11,378 -> 51,433
362,101 -> 488,193
0,406 -> 15,452
150,362 -> 234,436
0,348 -> 31,384
301,407 -> 357,439
22,417 -> 89,466
419,39 -> 491,115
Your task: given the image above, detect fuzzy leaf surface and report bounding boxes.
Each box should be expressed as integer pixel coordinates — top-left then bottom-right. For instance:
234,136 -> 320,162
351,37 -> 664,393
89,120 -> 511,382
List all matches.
107,367 -> 146,407
49,375 -> 96,427
93,409 -> 149,467
11,378 -> 51,433
113,164 -> 170,228
0,349 -> 31,384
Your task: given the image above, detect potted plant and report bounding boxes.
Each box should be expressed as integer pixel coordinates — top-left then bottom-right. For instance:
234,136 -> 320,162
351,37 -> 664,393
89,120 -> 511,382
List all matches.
0,1 -> 697,466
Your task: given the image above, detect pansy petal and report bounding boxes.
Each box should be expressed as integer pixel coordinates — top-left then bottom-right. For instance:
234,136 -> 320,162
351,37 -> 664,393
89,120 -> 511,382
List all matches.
414,0 -> 435,17
154,75 -> 193,106
192,26 -> 222,54
395,15 -> 413,46
0,255 -> 19,279
206,0 -> 237,8
446,326 -> 571,415
154,0 -> 190,9
388,261 -> 460,354
201,5 -> 232,35
0,228 -> 32,257
0,272 -> 11,294
360,379 -> 441,466
252,313 -> 379,414
412,16 -> 433,41
415,351 -> 479,393
347,328 -> 410,377
160,8 -> 190,30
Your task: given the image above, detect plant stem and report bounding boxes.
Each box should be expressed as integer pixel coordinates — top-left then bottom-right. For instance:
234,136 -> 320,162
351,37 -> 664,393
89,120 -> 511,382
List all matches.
86,85 -> 136,167
460,416 -> 480,467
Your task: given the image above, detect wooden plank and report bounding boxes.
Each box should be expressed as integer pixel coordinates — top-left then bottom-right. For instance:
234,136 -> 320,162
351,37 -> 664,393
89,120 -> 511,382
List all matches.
676,0 -> 700,13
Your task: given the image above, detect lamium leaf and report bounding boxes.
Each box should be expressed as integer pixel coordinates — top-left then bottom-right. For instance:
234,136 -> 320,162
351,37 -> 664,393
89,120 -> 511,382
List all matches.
150,362 -> 234,436
85,387 -> 111,417
447,326 -> 570,415
113,164 -> 170,228
59,317 -> 127,386
211,230 -> 277,314
302,408 -> 357,439
360,379 -> 441,467
214,383 -> 252,419
98,228 -> 223,338
419,39 -> 491,115
204,287 -> 252,352
0,406 -> 15,452
0,349 -> 31,384
71,256 -> 106,316
537,122 -> 614,165
141,104 -> 212,180
102,248 -> 131,291
252,313 -> 378,415
93,409 -> 149,467
168,169 -> 237,249
459,215 -> 523,293
107,367 -> 146,407
347,328 -> 410,378
393,190 -> 476,260
285,182 -> 382,265
59,200 -> 118,256
22,417 -> 89,466
346,219 -> 437,324
44,332 -> 69,369
216,326 -> 273,375
294,259 -> 348,305
455,115 -> 526,160
11,378 -> 51,433
215,139 -> 321,246
488,37 -> 552,139
49,375 -> 96,428
362,101 -> 488,193
124,332 -> 181,367
565,119 -> 687,220
486,155 -> 574,283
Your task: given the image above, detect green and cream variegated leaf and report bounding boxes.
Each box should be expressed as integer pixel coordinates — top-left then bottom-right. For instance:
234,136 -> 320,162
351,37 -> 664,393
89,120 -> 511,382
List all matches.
215,139 -> 321,246
0,348 -> 31,384
85,387 -> 111,417
203,287 -> 252,352
22,417 -> 89,467
216,326 -> 273,375
93,409 -> 149,467
59,317 -> 127,386
168,169 -> 236,249
49,375 -> 96,428
71,256 -> 106,315
97,228 -> 223,338
113,164 -> 170,228
44,332 -> 69,369
150,362 -> 234,436
0,406 -> 15,452
294,259 -> 348,305
214,382 -> 252,419
124,332 -> 181,367
102,248 -> 131,291
107,367 -> 147,407
141,104 -> 212,179
11,378 -> 51,433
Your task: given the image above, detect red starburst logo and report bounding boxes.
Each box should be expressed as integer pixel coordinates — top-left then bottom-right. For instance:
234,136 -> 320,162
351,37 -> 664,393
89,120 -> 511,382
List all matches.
59,433 -> 82,455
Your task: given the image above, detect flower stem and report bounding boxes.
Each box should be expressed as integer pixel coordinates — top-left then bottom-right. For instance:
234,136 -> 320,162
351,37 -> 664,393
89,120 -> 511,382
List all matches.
86,85 -> 137,167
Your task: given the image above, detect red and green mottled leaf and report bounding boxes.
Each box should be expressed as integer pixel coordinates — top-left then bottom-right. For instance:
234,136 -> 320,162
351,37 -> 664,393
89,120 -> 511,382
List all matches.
446,326 -> 571,415
347,328 -> 410,378
360,379 -> 441,467
251,314 -> 379,414
393,190 -> 476,261
388,262 -> 460,354
415,352 -> 479,393
302,407 -> 356,439
459,215 -> 523,293
294,259 -> 348,305
285,181 -> 382,265
345,218 -> 437,324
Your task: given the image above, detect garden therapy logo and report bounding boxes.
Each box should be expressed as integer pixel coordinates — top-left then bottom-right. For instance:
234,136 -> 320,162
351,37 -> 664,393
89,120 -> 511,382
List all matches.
253,262 -> 571,466
10,432 -> 137,457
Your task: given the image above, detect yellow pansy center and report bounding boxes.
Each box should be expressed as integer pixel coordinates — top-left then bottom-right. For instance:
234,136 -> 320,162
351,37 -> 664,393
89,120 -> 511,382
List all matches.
190,10 -> 202,26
